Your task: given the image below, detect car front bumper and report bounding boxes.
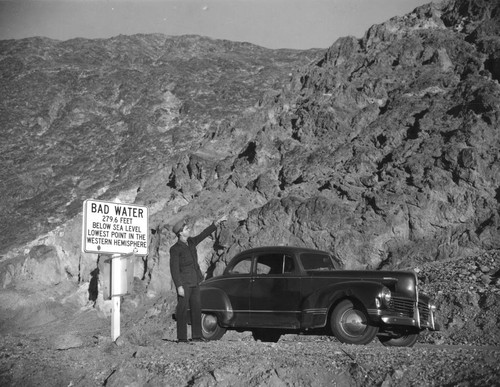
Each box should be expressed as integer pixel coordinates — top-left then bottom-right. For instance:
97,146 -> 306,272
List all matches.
369,296 -> 440,331
380,315 -> 440,331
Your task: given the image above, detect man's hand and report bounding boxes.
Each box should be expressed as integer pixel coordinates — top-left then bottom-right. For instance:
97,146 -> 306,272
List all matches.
215,214 -> 228,226
177,286 -> 185,297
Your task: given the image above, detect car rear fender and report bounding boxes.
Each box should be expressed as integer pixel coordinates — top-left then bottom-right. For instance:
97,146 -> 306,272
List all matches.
200,286 -> 234,326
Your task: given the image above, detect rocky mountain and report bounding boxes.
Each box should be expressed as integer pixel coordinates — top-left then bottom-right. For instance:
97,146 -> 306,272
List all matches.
0,33 -> 322,291
216,0 -> 500,271
0,0 -> 499,347
0,34 -> 321,253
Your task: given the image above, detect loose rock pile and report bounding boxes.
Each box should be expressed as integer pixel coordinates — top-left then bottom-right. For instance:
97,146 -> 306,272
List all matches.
417,250 -> 500,346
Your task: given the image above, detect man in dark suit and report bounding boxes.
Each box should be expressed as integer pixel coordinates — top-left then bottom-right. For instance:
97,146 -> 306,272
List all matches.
169,215 -> 226,343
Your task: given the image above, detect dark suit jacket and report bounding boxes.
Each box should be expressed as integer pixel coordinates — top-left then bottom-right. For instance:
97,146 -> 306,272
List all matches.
169,223 -> 216,288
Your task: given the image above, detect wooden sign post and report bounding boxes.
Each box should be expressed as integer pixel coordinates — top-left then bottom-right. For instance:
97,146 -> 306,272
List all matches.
109,251 -> 136,341
111,254 -> 121,341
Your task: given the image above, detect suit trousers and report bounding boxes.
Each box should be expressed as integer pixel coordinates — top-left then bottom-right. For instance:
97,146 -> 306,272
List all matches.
176,285 -> 202,341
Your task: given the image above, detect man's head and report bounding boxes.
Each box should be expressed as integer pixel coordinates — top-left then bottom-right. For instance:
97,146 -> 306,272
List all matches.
172,217 -> 193,237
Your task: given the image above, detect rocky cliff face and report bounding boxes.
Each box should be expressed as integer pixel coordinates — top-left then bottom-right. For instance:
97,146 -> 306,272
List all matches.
0,0 -> 499,339
203,0 -> 500,274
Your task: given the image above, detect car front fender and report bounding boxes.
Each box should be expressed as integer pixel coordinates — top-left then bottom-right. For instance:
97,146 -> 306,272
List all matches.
301,281 -> 388,328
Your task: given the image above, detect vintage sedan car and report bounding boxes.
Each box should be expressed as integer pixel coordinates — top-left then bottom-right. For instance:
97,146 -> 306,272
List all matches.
199,246 -> 439,346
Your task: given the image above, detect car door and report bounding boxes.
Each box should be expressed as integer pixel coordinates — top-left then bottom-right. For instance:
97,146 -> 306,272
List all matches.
250,253 -> 302,328
221,254 -> 253,326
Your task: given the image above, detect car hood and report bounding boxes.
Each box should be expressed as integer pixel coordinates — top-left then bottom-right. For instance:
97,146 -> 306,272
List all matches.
307,270 -> 418,297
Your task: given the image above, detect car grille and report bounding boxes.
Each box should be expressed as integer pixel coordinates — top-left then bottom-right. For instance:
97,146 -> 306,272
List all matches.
390,297 -> 431,325
418,300 -> 430,324
389,297 -> 414,318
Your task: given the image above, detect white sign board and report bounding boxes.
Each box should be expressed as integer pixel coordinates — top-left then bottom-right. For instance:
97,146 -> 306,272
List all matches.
82,199 -> 149,256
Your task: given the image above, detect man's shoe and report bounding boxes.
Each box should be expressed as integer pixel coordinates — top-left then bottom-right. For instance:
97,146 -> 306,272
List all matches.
177,339 -> 191,344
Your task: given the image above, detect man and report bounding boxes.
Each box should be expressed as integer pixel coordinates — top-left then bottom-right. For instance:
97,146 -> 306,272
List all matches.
169,215 -> 226,343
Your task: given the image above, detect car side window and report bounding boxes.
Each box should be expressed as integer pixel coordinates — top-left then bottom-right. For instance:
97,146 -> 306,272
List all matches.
283,256 -> 295,273
255,261 -> 271,275
300,253 -> 336,271
228,257 -> 253,275
255,254 -> 294,275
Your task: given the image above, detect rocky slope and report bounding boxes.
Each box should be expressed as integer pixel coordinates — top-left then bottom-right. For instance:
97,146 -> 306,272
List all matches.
0,33 -> 322,294
0,34 -> 321,255
0,0 -> 500,379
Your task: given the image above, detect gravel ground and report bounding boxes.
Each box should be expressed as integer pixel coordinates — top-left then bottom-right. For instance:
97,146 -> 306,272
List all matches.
1,291 -> 499,387
1,329 -> 499,387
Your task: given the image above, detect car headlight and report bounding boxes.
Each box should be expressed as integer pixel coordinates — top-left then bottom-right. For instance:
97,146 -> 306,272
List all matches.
377,287 -> 392,307
429,303 -> 437,312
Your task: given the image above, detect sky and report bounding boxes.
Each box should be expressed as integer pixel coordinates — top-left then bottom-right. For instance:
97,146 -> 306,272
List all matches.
0,0 -> 433,49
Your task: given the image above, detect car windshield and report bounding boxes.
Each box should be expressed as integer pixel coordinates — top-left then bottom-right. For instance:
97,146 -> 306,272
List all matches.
300,253 -> 338,271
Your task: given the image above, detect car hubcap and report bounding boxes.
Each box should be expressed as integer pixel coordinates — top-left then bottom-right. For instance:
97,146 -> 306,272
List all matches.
202,314 -> 218,335
340,309 -> 367,337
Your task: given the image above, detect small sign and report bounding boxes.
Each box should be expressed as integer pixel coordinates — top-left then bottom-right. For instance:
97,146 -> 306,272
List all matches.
82,199 -> 149,256
111,254 -> 134,297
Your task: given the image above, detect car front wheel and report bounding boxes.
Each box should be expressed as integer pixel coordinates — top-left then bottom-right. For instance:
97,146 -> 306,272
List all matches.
379,333 -> 418,347
330,299 -> 378,345
201,313 -> 226,341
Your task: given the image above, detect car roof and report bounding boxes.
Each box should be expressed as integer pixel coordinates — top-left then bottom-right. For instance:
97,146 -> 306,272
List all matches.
234,246 -> 332,256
